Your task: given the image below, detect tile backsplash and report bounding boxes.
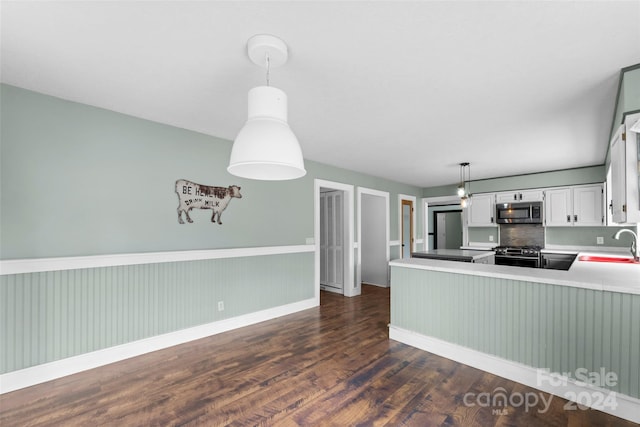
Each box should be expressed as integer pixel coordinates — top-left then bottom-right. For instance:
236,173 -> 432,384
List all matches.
467,225 -> 636,248
499,224 -> 544,247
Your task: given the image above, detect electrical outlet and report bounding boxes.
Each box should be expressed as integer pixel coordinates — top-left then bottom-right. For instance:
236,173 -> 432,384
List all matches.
218,301 -> 224,311
489,235 -> 494,242
597,236 -> 604,245
305,237 -> 315,245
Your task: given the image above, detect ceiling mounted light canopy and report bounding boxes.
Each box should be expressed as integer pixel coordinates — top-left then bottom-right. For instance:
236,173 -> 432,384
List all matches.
228,34 -> 306,181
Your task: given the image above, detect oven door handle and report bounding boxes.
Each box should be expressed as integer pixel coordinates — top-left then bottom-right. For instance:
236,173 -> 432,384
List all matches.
495,255 -> 540,261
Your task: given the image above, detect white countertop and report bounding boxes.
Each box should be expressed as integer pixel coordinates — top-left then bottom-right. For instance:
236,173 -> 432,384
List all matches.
412,249 -> 494,260
542,245 -> 630,254
390,250 -> 640,295
460,245 -> 495,251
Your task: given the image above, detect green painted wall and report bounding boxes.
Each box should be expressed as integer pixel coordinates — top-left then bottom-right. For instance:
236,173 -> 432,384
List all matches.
546,226 -> 636,247
0,84 -> 422,259
0,85 -> 305,258
391,266 -> 640,398
0,84 -> 423,375
468,227 -> 498,245
1,252 -> 313,373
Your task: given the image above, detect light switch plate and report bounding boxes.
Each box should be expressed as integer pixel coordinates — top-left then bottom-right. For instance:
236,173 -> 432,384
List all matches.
489,235 -> 494,242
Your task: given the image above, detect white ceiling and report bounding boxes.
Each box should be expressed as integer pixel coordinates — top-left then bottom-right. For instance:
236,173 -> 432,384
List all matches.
2,1 -> 639,187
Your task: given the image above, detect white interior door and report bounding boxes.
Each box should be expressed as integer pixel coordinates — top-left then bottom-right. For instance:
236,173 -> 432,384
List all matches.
320,194 -> 327,286
361,193 -> 388,287
320,190 -> 344,292
401,200 -> 414,259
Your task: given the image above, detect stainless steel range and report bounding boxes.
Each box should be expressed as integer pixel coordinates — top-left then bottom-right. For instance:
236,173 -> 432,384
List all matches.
494,245 -> 542,268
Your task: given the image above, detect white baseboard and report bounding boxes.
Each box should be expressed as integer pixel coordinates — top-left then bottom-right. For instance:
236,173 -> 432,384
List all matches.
1,298 -> 317,394
361,282 -> 389,288
320,285 -> 343,295
389,325 -> 640,424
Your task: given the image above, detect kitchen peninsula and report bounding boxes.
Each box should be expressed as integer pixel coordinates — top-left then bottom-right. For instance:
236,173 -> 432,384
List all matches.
411,249 -> 494,263
389,255 -> 640,423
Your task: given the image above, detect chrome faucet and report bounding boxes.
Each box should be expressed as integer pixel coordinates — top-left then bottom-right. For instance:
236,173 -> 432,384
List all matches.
614,229 -> 640,261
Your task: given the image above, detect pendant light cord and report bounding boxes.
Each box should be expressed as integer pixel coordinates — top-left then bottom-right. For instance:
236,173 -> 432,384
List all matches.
467,163 -> 471,196
266,53 -> 271,86
463,165 -> 467,196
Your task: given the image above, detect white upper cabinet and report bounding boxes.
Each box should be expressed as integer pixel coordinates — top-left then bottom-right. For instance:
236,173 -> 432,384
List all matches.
545,184 -> 603,227
495,190 -> 544,203
610,126 -> 627,223
609,113 -> 640,224
573,185 -> 604,226
545,188 -> 572,226
467,193 -> 496,227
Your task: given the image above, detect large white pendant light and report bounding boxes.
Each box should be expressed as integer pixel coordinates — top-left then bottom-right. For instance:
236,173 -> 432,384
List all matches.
228,34 -> 306,180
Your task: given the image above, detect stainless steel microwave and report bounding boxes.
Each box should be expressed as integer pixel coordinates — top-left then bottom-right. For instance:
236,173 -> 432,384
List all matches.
496,201 -> 543,224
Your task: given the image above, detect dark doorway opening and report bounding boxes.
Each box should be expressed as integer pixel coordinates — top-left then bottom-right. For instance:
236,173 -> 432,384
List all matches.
433,210 -> 463,249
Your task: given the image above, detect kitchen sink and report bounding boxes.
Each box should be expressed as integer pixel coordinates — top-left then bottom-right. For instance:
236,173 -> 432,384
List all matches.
578,255 -> 639,264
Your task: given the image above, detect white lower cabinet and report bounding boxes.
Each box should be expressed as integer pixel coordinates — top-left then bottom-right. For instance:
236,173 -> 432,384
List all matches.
545,184 -> 603,227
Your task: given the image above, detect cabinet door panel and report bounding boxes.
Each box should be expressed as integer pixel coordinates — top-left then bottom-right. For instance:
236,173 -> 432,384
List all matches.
496,190 -> 543,203
573,185 -> 603,226
545,188 -> 572,226
468,193 -> 496,227
496,192 -> 519,203
611,130 -> 627,223
520,190 -> 544,202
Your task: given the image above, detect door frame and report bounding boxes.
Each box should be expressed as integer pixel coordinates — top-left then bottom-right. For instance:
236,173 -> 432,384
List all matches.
314,179 -> 355,299
422,196 -> 469,250
398,194 -> 416,258
433,209 -> 463,249
357,187 -> 390,290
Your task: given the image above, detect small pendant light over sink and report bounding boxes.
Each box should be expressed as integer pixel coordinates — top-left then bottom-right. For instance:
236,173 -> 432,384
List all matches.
228,34 -> 306,180
457,162 -> 468,197
458,162 -> 472,208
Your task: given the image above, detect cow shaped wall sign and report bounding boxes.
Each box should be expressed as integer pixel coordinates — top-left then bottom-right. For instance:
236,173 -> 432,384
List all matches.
175,179 -> 242,224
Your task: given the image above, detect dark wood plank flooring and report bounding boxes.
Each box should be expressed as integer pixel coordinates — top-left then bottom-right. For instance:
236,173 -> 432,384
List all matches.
0,285 -> 634,426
